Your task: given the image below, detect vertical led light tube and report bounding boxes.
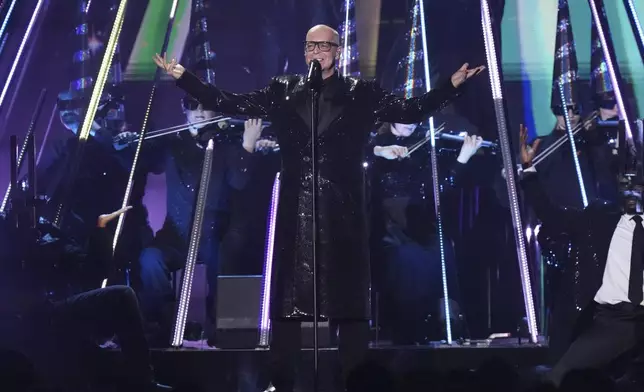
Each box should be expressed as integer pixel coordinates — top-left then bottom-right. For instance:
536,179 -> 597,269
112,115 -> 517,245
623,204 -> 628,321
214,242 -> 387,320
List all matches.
172,139 -> 215,348
417,0 -> 452,344
258,172 -> 281,347
588,0 -> 633,139
0,0 -> 44,111
0,0 -> 18,41
480,0 -> 538,343
54,0 -> 128,226
558,82 -> 588,207
341,0 -> 350,75
622,0 -> 644,65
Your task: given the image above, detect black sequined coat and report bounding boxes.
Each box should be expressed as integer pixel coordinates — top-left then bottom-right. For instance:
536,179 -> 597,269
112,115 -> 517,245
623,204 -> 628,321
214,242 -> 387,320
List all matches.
177,70 -> 462,320
522,171 -> 621,344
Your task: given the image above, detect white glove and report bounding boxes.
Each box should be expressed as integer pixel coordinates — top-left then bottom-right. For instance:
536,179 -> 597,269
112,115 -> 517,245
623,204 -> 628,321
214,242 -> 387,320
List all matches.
112,131 -> 138,150
456,133 -> 483,163
374,145 -> 408,160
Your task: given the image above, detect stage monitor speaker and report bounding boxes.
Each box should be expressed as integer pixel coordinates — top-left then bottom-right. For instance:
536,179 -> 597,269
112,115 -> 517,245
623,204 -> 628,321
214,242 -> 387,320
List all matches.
215,275 -> 262,348
301,321 -> 333,348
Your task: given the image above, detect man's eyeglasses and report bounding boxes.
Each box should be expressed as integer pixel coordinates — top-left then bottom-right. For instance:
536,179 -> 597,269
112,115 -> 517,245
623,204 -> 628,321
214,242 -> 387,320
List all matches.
304,41 -> 339,53
182,96 -> 201,111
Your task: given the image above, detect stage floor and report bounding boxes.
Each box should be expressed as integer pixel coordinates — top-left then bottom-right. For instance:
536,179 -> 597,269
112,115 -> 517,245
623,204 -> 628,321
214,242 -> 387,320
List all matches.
142,340 -> 549,392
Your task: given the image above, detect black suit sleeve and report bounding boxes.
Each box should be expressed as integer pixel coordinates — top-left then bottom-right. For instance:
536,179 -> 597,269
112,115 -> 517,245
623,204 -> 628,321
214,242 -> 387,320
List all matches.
371,79 -> 463,125
225,145 -> 254,191
521,170 -> 584,235
176,70 -> 281,117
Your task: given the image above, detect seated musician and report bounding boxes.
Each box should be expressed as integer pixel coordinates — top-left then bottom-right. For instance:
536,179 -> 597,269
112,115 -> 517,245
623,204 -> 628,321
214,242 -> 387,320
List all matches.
137,95 -> 271,348
34,90 -> 151,284
0,205 -> 171,391
368,123 -> 482,344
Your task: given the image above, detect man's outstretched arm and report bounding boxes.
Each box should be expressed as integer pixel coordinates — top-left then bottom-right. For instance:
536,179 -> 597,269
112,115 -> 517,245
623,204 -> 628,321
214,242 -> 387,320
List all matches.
154,54 -> 281,118
372,63 -> 485,125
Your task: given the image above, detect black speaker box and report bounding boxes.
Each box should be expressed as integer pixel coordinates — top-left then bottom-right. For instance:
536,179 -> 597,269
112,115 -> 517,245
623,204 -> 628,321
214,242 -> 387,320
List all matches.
215,275 -> 262,348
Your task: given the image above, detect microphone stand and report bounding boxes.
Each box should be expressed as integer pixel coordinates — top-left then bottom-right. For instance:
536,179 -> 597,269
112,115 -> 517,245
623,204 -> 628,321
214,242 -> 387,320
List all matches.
309,68 -> 321,392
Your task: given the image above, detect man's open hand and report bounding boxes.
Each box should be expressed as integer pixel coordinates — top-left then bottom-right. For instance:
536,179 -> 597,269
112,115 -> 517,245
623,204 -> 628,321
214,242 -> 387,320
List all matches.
97,206 -> 132,228
153,54 -> 185,80
451,63 -> 486,88
519,124 -> 541,167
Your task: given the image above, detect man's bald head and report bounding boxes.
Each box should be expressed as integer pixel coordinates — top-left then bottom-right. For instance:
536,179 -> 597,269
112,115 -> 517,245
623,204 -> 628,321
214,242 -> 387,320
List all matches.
304,25 -> 341,78
306,25 -> 340,45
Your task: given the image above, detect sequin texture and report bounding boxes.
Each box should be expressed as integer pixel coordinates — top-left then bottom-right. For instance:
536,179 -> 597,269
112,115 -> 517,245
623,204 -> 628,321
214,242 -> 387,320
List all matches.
176,69 -> 462,319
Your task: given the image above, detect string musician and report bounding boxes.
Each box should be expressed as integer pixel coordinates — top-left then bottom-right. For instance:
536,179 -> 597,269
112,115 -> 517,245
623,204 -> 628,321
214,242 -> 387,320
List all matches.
134,94 -> 271,347
368,122 -> 483,344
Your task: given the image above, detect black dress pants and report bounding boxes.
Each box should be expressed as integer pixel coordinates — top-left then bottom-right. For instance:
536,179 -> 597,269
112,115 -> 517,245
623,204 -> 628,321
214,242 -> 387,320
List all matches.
548,302 -> 644,386
27,286 -> 153,389
269,319 -> 370,391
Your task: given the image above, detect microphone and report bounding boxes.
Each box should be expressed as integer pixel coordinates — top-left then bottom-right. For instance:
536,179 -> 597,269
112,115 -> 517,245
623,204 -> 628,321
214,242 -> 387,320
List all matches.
307,59 -> 322,92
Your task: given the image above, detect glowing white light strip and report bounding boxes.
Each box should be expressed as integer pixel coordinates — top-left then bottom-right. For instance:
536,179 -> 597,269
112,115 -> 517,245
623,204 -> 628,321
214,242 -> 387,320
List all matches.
172,139 -> 215,347
0,0 -> 17,43
341,0 -> 350,75
3,0 -> 46,129
624,0 -> 644,54
0,0 -> 44,110
35,103 -> 58,167
481,0 -> 538,343
108,83 -> 155,269
558,83 -> 588,207
169,0 -> 178,18
77,0 -> 127,143
258,172 -> 281,347
588,0 -> 632,140
416,0 -> 452,345
55,0 -> 127,227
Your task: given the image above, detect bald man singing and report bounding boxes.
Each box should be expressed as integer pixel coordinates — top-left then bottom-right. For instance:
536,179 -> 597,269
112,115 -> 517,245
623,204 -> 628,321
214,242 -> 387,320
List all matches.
155,25 -> 484,390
